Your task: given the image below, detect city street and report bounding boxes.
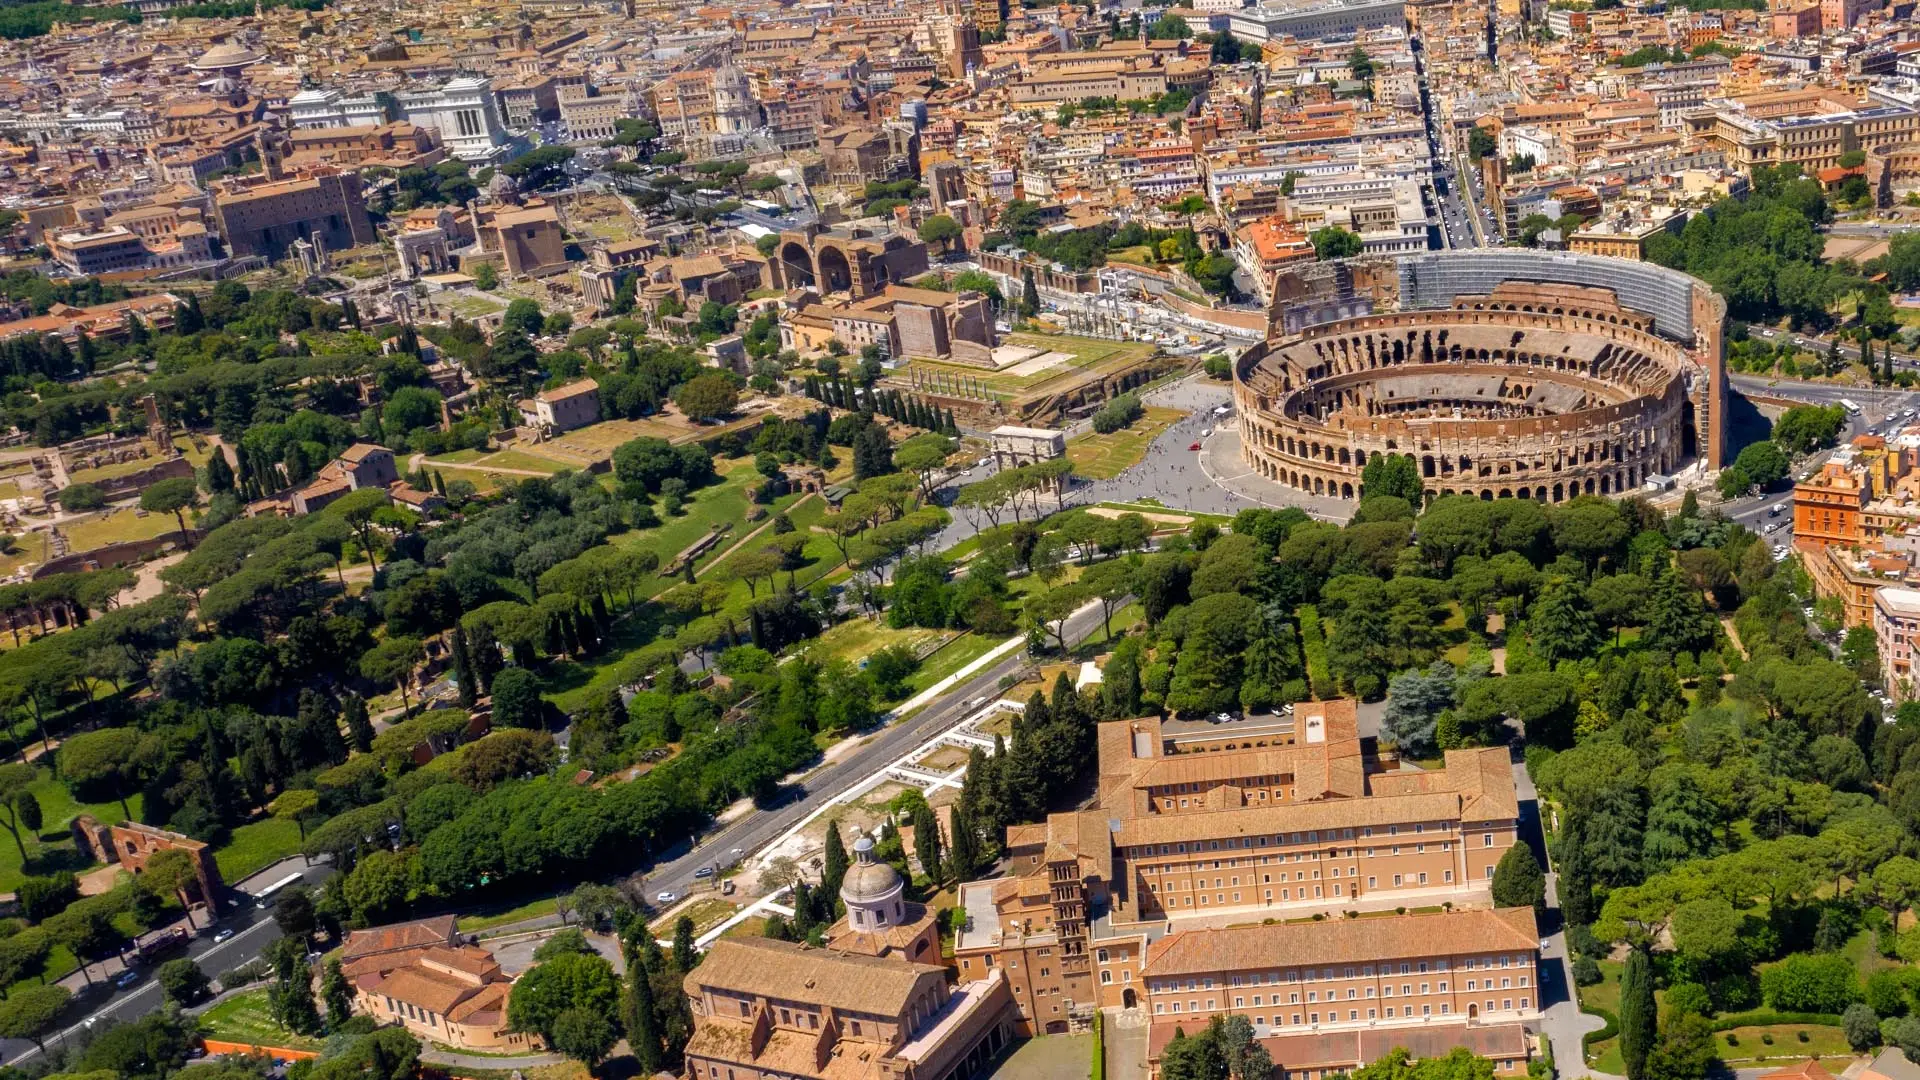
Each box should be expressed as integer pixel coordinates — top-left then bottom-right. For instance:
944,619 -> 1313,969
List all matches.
0,856 -> 335,1065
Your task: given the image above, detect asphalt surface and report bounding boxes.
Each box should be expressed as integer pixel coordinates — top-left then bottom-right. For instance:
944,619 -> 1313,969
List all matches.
639,599 -> 1112,903
2,856 -> 335,1065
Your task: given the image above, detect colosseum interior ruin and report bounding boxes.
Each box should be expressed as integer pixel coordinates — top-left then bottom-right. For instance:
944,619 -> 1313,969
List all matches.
1234,252 -> 1727,504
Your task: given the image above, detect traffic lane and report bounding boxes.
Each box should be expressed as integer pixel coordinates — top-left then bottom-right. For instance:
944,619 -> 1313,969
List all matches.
645,604 -> 1108,900
1,859 -> 333,1064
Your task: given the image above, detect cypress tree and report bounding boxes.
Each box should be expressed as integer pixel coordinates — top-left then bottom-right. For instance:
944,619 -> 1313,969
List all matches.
1559,816 -> 1598,929
672,915 -> 698,972
910,801 -> 944,884
204,451 -> 235,495
451,625 -> 479,710
947,803 -> 983,881
342,694 -> 375,753
823,823 -> 850,898
625,954 -> 663,1074
1619,947 -> 1656,1080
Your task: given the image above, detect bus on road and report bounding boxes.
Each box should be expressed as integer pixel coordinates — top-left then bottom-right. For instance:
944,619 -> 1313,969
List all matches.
1842,399 -> 1862,415
253,872 -> 303,909
129,927 -> 189,964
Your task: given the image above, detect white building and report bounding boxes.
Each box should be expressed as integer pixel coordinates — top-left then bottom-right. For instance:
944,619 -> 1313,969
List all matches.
286,88 -> 389,130
397,77 -> 518,163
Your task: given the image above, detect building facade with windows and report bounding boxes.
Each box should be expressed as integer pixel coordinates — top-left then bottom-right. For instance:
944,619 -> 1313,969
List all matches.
953,701 -> 1534,1070
681,839 -> 1018,1080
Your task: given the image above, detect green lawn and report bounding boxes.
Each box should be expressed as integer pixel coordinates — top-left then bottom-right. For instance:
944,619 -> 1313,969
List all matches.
805,620 -> 950,668
63,509 -> 183,553
1005,331 -> 1156,369
213,817 -> 304,884
0,769 -> 141,894
904,632 -> 1008,696
459,895 -> 560,933
199,988 -> 326,1051
1717,1025 -> 1851,1067
1066,406 -> 1183,479
430,449 -> 571,475
64,455 -> 175,487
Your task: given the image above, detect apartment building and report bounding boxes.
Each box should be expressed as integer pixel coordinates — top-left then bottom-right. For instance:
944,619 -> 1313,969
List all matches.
953,700 -> 1528,1052
1140,907 -> 1541,1030
1876,587 -> 1920,700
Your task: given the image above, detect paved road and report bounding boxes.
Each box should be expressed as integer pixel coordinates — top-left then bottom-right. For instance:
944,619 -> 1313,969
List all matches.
2,856 -> 335,1065
640,599 -> 1112,903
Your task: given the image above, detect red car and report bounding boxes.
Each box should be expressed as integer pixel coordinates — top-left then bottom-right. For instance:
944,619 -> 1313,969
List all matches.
1188,442 -> 1202,451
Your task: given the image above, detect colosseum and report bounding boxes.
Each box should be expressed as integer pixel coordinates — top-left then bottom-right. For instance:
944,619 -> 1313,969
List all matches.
1234,251 -> 1727,504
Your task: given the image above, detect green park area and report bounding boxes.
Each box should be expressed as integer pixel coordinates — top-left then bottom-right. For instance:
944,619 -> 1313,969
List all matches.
1067,406 -> 1183,479
199,988 -> 326,1051
212,817 -> 305,884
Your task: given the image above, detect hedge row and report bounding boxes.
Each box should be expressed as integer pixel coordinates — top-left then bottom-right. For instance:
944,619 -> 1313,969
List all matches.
1091,1009 -> 1106,1080
1707,1011 -> 1844,1032
1298,604 -> 1332,698
1581,1006 -> 1619,1054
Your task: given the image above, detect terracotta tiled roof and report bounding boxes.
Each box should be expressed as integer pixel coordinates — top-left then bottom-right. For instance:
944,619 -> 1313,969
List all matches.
1762,1062 -> 1836,1080
690,937 -> 945,1018
1115,789 -> 1467,847
342,915 -> 458,962
539,378 -> 599,402
1141,907 -> 1539,978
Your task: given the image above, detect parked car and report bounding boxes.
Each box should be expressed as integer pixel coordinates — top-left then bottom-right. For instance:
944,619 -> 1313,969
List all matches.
657,891 -> 678,904
114,970 -> 140,990
213,928 -> 235,944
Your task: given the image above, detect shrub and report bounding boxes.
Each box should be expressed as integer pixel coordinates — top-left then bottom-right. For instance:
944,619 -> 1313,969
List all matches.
1091,393 -> 1144,435
1760,1033 -> 1773,1045
1573,956 -> 1603,987
1760,954 -> 1860,1014
1298,605 -> 1331,697
1664,982 -> 1713,1018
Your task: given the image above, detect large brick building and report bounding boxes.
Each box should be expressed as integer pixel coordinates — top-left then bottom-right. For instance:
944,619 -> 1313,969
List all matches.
212,169 -> 376,260
682,840 -> 1018,1080
952,701 -> 1536,1074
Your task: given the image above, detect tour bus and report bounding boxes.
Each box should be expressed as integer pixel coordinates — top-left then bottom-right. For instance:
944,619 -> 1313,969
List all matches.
253,872 -> 303,909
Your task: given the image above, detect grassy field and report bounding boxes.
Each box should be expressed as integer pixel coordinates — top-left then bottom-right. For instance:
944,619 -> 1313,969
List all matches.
213,818 -> 304,884
445,293 -> 510,319
199,988 -> 326,1051
904,632 -> 1008,696
64,455 -> 173,487
1005,331 -> 1156,369
650,896 -> 737,935
805,620 -> 951,668
461,895 -> 560,933
429,449 -> 572,475
1066,406 -> 1184,480
0,769 -> 143,893
1717,1025 -> 1851,1067
63,509 -> 182,553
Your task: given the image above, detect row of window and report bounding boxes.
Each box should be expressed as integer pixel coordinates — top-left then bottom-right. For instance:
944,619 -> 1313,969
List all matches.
1144,869 -> 1487,906
1135,842 -> 1457,874
1153,958 -> 1531,993
1152,998 -> 1531,1020
1127,824 -> 1481,858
